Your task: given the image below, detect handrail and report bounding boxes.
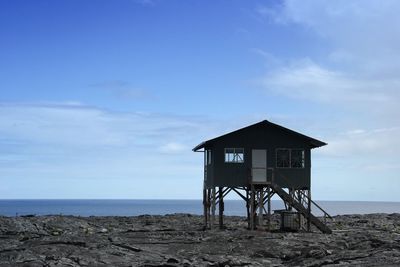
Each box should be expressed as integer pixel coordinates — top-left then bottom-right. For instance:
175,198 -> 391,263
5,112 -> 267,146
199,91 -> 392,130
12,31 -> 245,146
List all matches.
297,190 -> 333,220
273,169 -> 333,221
248,167 -> 332,221
248,167 -> 275,184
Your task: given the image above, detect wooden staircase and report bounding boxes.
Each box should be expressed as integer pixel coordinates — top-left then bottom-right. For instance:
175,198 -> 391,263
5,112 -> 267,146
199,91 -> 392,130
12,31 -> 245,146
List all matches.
270,183 -> 332,234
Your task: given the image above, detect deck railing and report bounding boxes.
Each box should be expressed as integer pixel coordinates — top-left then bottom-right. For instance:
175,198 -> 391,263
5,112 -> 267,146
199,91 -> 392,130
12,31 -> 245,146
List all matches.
249,167 -> 275,184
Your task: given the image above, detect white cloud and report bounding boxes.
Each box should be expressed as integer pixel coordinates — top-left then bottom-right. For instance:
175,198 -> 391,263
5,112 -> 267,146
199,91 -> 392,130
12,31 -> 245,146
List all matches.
317,126 -> 400,157
1,102 -> 284,198
0,103 -> 211,148
0,103 -> 212,184
268,0 -> 400,52
255,1 -> 400,177
260,60 -> 400,113
132,0 -> 155,6
362,163 -> 400,172
159,142 -> 187,154
91,80 -> 155,101
1,101 -> 398,200
286,0 -> 400,76
256,1 -> 400,124
346,129 -> 365,135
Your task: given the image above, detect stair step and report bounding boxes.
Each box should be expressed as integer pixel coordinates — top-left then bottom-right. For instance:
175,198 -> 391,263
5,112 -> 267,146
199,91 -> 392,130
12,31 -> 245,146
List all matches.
271,184 -> 332,234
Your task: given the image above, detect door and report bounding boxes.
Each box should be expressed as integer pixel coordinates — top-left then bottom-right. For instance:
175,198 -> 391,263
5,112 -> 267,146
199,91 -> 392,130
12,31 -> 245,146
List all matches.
252,149 -> 267,183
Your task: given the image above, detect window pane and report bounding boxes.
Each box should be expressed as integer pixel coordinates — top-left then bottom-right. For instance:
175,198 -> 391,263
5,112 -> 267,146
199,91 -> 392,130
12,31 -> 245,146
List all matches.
235,148 -> 244,162
225,148 -> 244,163
232,153 -> 237,162
277,149 -> 290,168
226,148 -> 234,154
291,149 -> 304,168
235,148 -> 244,154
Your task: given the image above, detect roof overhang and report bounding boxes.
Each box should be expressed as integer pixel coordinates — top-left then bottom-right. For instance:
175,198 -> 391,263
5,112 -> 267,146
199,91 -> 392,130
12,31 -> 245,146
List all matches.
192,120 -> 327,152
192,141 -> 206,152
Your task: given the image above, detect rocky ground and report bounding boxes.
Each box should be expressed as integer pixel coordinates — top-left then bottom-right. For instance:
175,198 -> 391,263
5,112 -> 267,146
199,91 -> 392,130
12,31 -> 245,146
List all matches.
0,213 -> 400,266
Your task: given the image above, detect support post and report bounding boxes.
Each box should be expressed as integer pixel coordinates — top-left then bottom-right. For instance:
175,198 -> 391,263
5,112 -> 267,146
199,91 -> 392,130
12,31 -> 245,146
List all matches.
207,188 -> 212,229
297,190 -> 302,230
307,189 -> 311,232
250,185 -> 255,230
246,189 -> 250,229
218,187 -> 224,229
203,185 -> 207,229
288,188 -> 293,211
258,188 -> 264,228
211,187 -> 216,229
267,186 -> 271,231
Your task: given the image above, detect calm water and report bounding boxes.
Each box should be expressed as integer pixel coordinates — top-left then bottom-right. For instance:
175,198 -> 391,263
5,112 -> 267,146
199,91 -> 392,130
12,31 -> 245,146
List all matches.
1,200 -> 400,217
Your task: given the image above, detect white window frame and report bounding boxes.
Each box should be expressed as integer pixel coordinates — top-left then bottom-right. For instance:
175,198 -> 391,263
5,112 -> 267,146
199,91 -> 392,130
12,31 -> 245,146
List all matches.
206,149 -> 212,165
224,148 -> 244,163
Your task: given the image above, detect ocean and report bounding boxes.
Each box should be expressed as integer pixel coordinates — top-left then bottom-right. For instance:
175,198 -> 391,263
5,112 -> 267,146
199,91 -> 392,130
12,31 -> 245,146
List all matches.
1,199 -> 400,217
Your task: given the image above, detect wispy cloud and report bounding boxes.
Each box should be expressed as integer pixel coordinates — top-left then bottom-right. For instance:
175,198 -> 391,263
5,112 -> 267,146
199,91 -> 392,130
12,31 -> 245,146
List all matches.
132,0 -> 155,6
260,60 -> 400,112
284,1 -> 400,76
317,126 -> 400,159
1,102 -> 220,149
250,48 -> 283,67
91,80 -> 156,101
256,1 -> 400,122
1,102 -> 279,198
253,1 -> 400,200
0,102 -> 209,175
159,142 -> 187,154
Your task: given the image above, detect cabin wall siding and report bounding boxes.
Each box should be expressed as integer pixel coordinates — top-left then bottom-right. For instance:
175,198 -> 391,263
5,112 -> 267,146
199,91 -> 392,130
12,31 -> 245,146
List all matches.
205,162 -> 214,188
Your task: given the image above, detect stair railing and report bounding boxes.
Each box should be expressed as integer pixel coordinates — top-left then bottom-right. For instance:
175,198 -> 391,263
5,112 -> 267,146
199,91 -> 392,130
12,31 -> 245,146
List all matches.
273,170 -> 333,223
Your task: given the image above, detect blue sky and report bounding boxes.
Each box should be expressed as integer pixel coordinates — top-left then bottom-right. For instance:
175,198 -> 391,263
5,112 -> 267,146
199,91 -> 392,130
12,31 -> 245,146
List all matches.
1,0 -> 399,200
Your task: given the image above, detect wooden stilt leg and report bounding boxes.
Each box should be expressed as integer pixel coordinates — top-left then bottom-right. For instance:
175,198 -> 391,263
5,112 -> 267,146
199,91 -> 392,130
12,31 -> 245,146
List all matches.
267,186 -> 271,231
211,187 -> 216,229
307,189 -> 311,232
258,188 -> 264,228
219,187 -> 224,229
250,185 -> 255,230
288,189 -> 293,211
246,189 -> 250,229
203,185 -> 207,229
298,190 -> 303,230
207,188 -> 212,229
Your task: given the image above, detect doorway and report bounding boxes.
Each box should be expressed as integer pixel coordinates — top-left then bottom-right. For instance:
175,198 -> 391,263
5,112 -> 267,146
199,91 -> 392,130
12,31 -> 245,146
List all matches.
251,149 -> 267,183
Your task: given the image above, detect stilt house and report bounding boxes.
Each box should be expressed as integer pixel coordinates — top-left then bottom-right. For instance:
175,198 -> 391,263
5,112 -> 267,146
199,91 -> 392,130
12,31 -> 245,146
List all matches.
193,120 -> 332,233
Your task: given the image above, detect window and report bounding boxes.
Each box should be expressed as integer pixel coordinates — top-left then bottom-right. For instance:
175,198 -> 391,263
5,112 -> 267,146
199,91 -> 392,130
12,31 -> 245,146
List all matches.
291,149 -> 305,168
225,148 -> 244,163
276,149 -> 290,168
276,149 -> 305,168
204,150 -> 212,165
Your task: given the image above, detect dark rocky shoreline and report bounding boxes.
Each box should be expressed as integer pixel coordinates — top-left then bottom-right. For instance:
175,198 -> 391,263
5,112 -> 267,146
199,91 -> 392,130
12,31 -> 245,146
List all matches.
1,213 -> 400,266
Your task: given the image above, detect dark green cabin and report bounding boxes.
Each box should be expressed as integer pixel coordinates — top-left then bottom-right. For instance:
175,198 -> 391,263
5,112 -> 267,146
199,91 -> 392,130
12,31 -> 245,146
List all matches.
193,120 -> 326,190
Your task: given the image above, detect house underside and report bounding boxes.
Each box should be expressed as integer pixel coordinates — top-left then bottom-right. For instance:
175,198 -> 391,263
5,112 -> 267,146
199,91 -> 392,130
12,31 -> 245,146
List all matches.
202,181 -> 332,234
